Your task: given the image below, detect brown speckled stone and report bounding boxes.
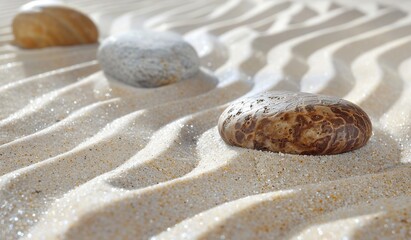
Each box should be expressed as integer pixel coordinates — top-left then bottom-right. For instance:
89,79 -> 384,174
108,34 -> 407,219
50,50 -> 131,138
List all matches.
218,91 -> 372,155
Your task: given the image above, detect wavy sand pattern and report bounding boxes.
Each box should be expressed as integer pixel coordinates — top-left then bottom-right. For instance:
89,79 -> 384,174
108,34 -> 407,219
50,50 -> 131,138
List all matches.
0,0 -> 410,239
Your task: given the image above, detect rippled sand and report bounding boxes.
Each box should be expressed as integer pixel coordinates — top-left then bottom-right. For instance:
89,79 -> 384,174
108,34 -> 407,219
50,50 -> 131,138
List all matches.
0,0 -> 410,239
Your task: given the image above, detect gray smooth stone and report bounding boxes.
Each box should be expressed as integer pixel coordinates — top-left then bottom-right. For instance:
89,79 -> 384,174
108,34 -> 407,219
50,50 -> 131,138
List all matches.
98,30 -> 200,88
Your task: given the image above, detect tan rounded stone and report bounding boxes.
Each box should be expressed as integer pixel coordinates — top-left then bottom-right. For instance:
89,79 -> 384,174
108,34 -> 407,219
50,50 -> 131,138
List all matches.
12,1 -> 98,49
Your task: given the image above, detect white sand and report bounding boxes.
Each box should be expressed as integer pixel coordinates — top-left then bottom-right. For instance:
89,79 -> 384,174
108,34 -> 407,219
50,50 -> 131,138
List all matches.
0,0 -> 410,239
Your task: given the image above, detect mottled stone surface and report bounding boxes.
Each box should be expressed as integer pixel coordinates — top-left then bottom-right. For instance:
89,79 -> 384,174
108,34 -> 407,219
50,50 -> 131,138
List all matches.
218,91 -> 372,155
98,30 -> 200,88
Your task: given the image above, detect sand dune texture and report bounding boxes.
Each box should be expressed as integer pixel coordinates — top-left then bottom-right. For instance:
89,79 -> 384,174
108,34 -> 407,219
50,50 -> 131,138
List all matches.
0,0 -> 410,239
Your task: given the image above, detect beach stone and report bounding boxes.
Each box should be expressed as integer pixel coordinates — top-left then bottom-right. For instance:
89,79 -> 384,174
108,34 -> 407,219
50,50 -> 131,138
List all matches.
98,30 -> 200,88
12,1 -> 98,48
218,91 -> 372,155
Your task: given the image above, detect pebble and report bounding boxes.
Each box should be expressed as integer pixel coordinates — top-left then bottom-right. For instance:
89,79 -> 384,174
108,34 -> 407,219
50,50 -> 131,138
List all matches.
98,30 -> 200,88
12,1 -> 98,48
218,91 -> 372,155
